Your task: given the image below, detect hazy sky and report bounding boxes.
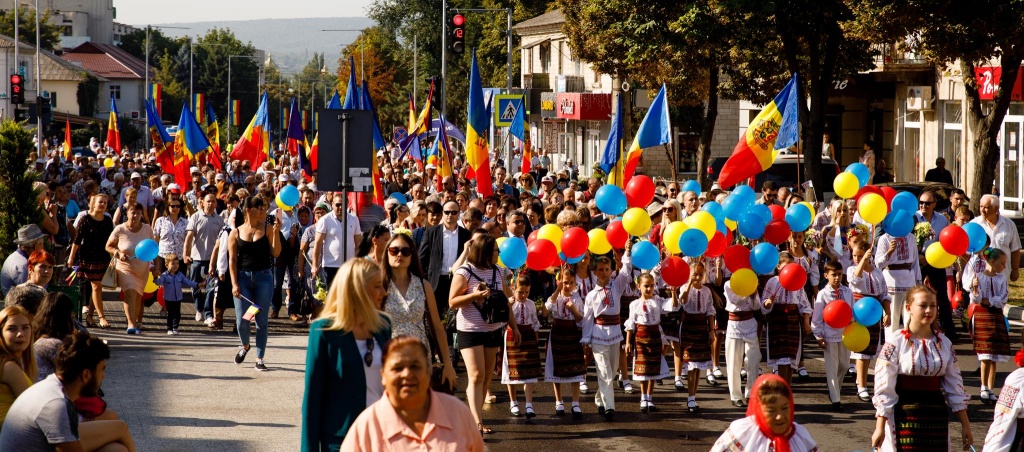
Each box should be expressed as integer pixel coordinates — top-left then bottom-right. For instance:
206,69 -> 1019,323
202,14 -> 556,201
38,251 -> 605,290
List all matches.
116,0 -> 374,26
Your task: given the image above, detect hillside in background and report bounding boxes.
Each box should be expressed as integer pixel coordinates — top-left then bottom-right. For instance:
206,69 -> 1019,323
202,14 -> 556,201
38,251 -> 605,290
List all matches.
154,17 -> 375,72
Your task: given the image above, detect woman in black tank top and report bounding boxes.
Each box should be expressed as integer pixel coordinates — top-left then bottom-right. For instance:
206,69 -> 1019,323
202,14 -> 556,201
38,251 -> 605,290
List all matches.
228,195 -> 282,370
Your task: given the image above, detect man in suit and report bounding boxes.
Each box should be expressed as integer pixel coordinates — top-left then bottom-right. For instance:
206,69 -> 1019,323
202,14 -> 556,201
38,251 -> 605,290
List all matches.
417,201 -> 472,314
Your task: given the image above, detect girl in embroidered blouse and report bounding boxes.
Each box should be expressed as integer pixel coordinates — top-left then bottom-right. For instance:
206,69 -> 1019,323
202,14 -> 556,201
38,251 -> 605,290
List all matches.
870,286 -> 972,451
971,248 -> 1011,404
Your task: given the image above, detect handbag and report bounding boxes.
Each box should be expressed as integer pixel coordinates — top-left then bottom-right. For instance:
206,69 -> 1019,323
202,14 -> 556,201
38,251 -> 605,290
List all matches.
100,258 -> 118,289
463,266 -> 509,324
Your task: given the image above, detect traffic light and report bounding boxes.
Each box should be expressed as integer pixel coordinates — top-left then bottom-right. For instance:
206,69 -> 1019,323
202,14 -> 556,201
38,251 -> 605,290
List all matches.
10,74 -> 23,104
39,95 -> 51,127
450,14 -> 465,54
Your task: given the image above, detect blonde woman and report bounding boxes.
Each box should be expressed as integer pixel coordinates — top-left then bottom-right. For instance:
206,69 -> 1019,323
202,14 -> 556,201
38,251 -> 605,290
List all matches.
402,201 -> 428,230
650,199 -> 683,255
301,258 -> 392,451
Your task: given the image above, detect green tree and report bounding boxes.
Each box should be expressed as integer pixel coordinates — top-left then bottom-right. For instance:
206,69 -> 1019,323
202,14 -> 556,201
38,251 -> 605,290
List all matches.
192,28 -> 260,129
0,6 -> 62,51
337,27 -> 413,133
153,50 -> 187,120
117,27 -> 186,65
0,119 -> 43,256
850,0 -> 1024,208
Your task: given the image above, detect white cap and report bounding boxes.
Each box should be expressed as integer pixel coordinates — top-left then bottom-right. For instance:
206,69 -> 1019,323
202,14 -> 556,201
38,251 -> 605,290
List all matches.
278,174 -> 289,182
215,173 -> 225,181
130,172 -> 142,179
425,163 -> 437,170
190,166 -> 200,174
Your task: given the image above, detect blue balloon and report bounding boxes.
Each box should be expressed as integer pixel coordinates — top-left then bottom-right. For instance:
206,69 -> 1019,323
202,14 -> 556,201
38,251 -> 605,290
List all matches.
566,254 -> 585,264
749,204 -> 773,225
891,192 -> 917,214
785,204 -> 812,232
679,228 -> 709,257
499,237 -> 528,269
846,163 -> 871,188
631,241 -> 660,270
595,185 -> 628,216
737,213 -> 767,240
722,194 -> 751,221
732,185 -> 756,206
716,219 -> 728,235
279,185 -> 300,207
853,297 -> 883,326
682,180 -> 702,195
135,239 -> 159,262
881,209 -> 914,237
701,201 -> 724,219
963,222 -> 988,253
750,243 -> 780,275
389,192 -> 408,205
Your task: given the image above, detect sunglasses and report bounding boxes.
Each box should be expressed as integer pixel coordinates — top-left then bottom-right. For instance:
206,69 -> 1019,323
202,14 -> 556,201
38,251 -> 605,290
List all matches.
334,203 -> 344,208
168,204 -> 181,209
918,200 -> 935,206
387,246 -> 412,257
443,210 -> 459,215
363,339 -> 374,367
512,220 -> 524,225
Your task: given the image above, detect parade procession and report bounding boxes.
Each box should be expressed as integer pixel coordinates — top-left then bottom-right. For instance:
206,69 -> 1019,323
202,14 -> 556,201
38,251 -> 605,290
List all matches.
3,0 -> 1024,450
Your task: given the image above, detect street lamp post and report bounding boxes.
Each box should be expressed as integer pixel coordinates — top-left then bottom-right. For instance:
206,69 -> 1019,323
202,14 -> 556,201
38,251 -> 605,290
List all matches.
227,54 -> 261,143
144,25 -> 188,150
189,41 -> 230,111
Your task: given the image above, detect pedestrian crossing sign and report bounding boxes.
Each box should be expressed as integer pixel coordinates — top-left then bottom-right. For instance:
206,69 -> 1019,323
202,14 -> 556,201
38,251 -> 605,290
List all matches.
494,94 -> 522,127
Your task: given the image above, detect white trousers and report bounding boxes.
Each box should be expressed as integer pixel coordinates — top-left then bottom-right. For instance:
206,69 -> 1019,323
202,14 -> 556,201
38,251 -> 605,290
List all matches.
591,343 -> 620,410
823,341 -> 851,403
725,335 -> 761,401
887,291 -> 907,337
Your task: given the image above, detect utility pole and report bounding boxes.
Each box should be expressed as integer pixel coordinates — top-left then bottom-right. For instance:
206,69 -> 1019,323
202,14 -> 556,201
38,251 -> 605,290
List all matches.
35,0 -> 41,155
441,0 -> 447,118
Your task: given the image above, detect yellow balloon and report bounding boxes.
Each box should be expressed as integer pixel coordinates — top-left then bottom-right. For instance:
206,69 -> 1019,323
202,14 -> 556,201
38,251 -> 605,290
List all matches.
857,193 -> 887,225
275,196 -> 293,212
724,218 -> 737,231
663,221 -> 688,255
925,242 -> 957,268
103,157 -> 114,168
588,229 -> 612,254
496,237 -> 507,268
622,207 -> 652,237
730,268 -> 758,297
538,224 -> 564,252
833,172 -> 860,199
144,272 -> 158,293
684,211 -> 716,241
800,201 -> 816,220
842,323 -> 870,352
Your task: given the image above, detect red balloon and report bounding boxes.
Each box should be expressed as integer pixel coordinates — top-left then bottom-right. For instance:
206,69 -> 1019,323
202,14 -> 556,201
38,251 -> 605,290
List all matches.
778,263 -> 807,291
967,303 -> 979,320
951,291 -> 963,311
768,205 -> 787,221
724,245 -> 751,273
561,227 -> 590,258
528,229 -> 539,244
625,175 -> 656,208
661,256 -> 691,287
879,186 -> 897,209
725,228 -> 734,245
606,220 -> 629,250
854,185 -> 883,203
763,219 -> 792,245
938,225 -> 969,256
823,300 -> 853,329
527,239 -> 558,271
706,232 -> 728,257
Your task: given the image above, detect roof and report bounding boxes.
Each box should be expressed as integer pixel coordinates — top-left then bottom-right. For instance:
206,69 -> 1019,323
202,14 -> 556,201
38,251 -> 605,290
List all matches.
0,34 -> 103,82
61,42 -> 152,80
512,9 -> 564,31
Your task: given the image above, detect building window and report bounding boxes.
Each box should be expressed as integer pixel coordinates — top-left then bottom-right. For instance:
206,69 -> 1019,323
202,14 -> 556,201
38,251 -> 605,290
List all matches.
49,92 -> 57,109
594,70 -> 600,84
557,41 -> 563,74
540,43 -> 550,74
110,85 -> 120,100
941,101 -> 962,187
904,110 -> 922,180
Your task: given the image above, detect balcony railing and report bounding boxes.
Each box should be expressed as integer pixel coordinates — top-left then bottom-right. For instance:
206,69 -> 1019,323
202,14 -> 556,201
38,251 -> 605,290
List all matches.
872,43 -> 930,70
524,73 -> 550,90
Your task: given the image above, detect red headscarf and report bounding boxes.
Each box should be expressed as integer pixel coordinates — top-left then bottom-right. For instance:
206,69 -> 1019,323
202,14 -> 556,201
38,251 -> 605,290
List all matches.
746,374 -> 796,452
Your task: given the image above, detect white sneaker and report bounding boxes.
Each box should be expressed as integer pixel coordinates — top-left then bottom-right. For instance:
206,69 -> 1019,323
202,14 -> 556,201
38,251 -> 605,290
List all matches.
623,382 -> 635,394
740,368 -> 748,379
706,372 -> 717,385
204,317 -> 215,326
580,382 -> 589,394
712,367 -> 725,378
167,330 -> 175,335
195,311 -> 203,321
981,389 -> 992,401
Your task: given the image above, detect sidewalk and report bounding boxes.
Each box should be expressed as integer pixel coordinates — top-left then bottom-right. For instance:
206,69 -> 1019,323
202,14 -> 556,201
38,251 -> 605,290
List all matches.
94,300 -> 309,452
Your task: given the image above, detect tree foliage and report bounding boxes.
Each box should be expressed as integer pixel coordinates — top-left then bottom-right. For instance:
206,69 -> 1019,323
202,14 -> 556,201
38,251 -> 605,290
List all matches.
336,27 -> 411,133
0,6 -> 62,51
0,119 -> 43,256
117,27 -> 184,64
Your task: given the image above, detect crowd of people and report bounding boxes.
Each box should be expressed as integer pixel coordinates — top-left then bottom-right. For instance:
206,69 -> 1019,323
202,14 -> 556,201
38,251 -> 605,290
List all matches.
5,135 -> 1024,451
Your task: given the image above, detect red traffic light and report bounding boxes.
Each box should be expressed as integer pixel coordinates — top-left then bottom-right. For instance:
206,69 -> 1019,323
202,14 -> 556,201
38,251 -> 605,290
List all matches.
10,75 -> 20,84
452,14 -> 465,27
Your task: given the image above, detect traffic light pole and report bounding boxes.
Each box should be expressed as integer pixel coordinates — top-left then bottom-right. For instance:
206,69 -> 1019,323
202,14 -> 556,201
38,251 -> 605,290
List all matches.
440,0 -> 447,119
451,8 -> 514,91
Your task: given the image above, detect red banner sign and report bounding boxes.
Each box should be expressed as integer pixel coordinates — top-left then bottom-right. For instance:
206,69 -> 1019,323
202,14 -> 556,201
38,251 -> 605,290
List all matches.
974,67 -> 1024,101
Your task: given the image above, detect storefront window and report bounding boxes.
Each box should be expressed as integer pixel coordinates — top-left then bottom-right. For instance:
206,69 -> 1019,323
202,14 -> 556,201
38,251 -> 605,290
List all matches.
942,102 -> 963,186
904,111 -> 922,181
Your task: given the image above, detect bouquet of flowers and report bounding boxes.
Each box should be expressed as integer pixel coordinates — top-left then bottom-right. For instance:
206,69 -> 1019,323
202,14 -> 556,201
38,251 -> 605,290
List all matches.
913,221 -> 933,249
804,229 -> 821,250
313,275 -> 328,302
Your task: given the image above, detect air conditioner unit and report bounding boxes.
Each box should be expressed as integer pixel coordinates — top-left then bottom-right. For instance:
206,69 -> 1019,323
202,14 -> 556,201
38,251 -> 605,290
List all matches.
906,86 -> 933,111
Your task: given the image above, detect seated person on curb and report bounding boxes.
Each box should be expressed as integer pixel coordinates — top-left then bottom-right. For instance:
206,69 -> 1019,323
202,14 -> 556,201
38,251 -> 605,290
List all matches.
0,331 -> 136,452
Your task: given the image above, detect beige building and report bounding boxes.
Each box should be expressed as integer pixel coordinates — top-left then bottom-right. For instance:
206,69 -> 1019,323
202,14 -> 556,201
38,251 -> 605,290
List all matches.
11,0 -> 118,48
0,34 -> 105,124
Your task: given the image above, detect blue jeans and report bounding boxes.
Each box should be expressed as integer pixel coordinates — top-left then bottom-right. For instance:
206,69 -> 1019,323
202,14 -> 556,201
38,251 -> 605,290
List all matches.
188,260 -> 214,320
234,268 -> 273,359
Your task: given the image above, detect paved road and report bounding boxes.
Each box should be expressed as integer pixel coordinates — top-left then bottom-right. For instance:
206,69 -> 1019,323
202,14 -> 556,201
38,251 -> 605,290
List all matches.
95,299 -> 1006,451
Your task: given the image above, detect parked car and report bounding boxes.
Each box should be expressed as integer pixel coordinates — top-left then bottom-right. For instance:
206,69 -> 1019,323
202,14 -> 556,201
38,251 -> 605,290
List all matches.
708,153 -> 842,202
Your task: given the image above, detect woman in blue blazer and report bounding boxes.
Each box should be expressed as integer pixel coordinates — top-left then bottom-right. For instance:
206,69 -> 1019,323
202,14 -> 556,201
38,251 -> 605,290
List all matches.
302,258 -> 392,451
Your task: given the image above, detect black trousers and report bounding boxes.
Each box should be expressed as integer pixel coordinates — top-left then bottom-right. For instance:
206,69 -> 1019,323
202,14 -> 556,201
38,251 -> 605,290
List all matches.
165,300 -> 181,331
923,264 -> 957,338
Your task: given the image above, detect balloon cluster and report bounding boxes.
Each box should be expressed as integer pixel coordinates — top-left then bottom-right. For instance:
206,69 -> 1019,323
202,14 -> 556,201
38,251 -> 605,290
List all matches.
823,295 -> 884,352
276,185 -> 300,212
925,223 -> 986,269
833,162 -> 871,199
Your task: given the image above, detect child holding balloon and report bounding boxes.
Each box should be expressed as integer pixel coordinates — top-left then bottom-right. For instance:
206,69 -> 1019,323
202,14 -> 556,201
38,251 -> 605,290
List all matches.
544,268 -> 586,418
847,241 -> 891,402
581,252 -> 634,421
502,275 -> 542,418
675,260 -> 716,413
970,248 -> 1011,403
623,273 -> 674,413
723,270 -> 762,408
761,252 -> 813,384
811,260 -> 855,411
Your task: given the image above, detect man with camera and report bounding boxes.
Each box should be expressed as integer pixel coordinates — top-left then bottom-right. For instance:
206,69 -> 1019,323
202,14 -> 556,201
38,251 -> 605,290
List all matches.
311,192 -> 363,287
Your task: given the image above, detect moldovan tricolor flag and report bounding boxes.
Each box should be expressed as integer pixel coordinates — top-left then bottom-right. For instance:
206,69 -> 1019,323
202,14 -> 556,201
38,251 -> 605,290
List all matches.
205,104 -> 222,171
149,83 -> 162,118
466,50 -> 492,197
105,96 -> 121,154
613,84 -> 670,188
601,94 -> 624,185
62,116 -> 72,161
229,92 -> 273,167
509,95 -> 531,174
193,93 -> 206,125
717,74 -> 800,188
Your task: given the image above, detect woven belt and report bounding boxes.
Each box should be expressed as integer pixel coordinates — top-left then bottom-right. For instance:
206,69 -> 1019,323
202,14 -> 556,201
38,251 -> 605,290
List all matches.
728,311 -> 755,321
596,315 -> 620,326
